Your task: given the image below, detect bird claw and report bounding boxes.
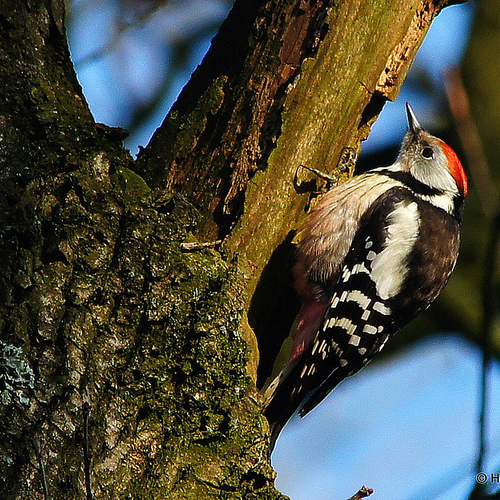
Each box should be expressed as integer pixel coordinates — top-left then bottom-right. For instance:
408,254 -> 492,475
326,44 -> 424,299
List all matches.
295,147 -> 358,194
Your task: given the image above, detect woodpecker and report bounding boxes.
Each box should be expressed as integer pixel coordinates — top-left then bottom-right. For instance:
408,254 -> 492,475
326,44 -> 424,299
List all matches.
264,103 -> 468,453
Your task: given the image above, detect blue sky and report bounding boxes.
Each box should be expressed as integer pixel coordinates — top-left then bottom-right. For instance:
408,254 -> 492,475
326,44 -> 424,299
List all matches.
68,0 -> 231,156
68,2 -> 500,498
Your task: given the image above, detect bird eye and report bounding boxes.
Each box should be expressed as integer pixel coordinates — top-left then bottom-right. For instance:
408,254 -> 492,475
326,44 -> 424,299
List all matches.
422,147 -> 434,159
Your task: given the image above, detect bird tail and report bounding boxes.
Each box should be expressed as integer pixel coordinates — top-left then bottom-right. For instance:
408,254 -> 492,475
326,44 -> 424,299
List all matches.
263,361 -> 304,455
267,421 -> 285,457
263,360 -> 344,455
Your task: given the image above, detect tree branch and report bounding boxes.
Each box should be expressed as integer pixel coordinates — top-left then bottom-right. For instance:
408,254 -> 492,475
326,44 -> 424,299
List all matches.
346,485 -> 374,500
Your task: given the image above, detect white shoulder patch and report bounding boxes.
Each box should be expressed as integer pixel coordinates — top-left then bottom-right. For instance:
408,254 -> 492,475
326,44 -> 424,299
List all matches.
370,201 -> 421,300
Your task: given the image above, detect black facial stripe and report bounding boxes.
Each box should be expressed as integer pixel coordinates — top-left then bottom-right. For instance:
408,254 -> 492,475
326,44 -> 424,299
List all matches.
374,170 -> 443,197
453,195 -> 465,223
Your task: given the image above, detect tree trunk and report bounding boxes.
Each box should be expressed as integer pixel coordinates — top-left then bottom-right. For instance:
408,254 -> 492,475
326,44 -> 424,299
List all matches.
0,0 -> 460,498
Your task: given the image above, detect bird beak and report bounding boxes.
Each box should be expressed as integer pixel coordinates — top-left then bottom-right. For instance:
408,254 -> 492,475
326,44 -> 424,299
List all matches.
406,103 -> 423,134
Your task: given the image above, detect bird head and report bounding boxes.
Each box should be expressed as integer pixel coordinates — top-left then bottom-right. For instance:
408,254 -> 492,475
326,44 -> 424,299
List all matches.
396,103 -> 468,200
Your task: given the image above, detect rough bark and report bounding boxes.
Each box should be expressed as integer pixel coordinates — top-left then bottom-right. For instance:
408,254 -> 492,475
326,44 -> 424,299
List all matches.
0,0 -> 459,498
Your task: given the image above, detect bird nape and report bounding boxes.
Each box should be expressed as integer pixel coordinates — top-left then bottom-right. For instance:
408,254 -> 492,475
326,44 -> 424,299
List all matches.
263,103 -> 467,455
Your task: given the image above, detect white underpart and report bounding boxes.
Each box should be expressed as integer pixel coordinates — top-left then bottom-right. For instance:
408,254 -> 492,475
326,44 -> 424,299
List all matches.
370,201 -> 421,300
